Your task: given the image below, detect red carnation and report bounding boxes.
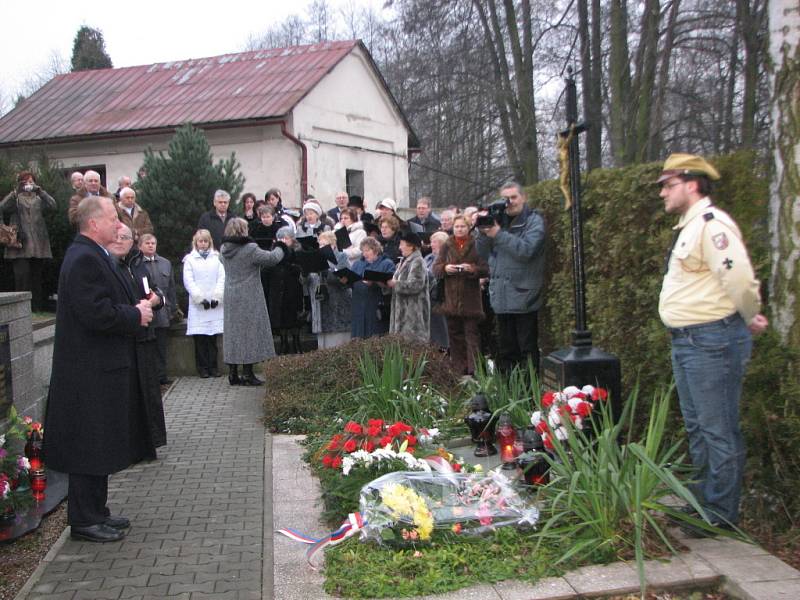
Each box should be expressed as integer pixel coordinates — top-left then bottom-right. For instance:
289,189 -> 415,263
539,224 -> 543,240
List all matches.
541,391 -> 556,408
404,435 -> 417,447
592,388 -> 609,401
543,435 -> 554,450
452,463 -> 462,472
558,405 -> 572,419
362,440 -> 375,452
368,419 -> 384,427
572,392 -> 587,400
322,454 -> 333,467
327,439 -> 340,451
344,421 -> 363,435
379,435 -> 393,447
576,401 -> 592,418
332,455 -> 342,469
343,439 -> 357,453
367,425 -> 382,437
535,421 -> 549,435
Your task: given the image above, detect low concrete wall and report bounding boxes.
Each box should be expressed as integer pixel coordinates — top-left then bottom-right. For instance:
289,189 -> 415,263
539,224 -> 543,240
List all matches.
0,292 -> 48,427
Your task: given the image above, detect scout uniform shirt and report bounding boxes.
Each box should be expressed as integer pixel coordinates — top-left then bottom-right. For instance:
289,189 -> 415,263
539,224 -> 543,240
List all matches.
659,197 -> 761,328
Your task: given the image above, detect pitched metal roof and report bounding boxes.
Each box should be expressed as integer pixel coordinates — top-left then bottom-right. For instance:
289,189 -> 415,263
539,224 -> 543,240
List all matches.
0,40 -> 418,148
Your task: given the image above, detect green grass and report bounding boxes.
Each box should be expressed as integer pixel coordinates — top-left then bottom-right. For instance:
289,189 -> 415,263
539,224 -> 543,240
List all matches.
324,527 -> 564,598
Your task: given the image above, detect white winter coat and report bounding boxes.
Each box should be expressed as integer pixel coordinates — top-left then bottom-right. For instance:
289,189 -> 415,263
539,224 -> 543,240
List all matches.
335,220 -> 367,265
182,249 -> 225,335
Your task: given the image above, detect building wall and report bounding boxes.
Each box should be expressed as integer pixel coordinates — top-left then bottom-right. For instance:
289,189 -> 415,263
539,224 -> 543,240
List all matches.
16,125 -> 302,210
4,48 -> 411,213
292,47 -> 411,210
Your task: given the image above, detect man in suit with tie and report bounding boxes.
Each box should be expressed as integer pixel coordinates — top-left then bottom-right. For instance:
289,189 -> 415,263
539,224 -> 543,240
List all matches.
44,196 -> 154,543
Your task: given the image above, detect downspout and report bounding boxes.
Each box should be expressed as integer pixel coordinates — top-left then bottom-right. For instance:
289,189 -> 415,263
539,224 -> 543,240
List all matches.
280,121 -> 308,202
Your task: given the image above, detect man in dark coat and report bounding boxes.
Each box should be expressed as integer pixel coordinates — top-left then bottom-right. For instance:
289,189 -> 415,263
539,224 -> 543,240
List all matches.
408,196 -> 441,233
197,190 -> 235,250
44,196 -> 154,543
140,233 -> 178,385
327,191 -> 349,223
67,170 -> 112,227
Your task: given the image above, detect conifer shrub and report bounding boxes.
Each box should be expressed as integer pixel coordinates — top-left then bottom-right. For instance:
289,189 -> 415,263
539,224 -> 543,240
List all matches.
135,123 -> 245,263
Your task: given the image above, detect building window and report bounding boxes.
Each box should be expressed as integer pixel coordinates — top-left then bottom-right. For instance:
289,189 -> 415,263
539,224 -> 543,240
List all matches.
346,169 -> 364,201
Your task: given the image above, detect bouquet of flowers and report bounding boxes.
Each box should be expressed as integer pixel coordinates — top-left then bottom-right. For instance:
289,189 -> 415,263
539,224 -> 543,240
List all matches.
530,385 -> 608,450
319,419 -> 439,471
358,470 -> 539,546
1,407 -> 34,517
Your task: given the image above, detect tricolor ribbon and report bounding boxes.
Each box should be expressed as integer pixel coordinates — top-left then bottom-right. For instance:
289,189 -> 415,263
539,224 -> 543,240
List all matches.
277,512 -> 367,568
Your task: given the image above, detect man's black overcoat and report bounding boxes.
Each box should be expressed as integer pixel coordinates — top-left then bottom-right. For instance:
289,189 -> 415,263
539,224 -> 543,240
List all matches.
44,234 -> 144,475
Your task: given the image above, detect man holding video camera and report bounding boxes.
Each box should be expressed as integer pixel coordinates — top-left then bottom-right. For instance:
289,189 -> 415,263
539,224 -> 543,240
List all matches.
476,182 -> 546,374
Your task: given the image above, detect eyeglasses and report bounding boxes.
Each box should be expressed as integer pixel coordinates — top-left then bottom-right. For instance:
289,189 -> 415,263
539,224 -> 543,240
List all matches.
660,181 -> 684,191
118,236 -> 133,241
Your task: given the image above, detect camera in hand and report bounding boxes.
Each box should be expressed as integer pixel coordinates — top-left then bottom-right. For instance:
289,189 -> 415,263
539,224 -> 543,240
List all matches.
475,199 -> 508,229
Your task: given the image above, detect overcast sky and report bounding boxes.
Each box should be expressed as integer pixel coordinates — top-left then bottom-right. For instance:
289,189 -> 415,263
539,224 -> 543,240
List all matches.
0,0 -> 385,107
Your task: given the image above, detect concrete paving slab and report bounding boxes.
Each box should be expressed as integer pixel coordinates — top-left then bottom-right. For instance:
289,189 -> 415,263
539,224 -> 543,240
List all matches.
639,555 -> 720,588
562,561 -> 642,596
703,553 -> 800,584
411,583 -> 502,599
493,577 -> 577,599
728,578 -> 800,600
680,535 -> 769,558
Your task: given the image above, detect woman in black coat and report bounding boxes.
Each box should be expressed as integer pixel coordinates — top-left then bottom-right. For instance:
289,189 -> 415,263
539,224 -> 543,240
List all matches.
266,226 -> 305,354
109,226 -> 167,455
378,215 -> 402,263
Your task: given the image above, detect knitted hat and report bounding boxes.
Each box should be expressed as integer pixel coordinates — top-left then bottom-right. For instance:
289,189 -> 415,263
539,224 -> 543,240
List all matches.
303,201 -> 323,216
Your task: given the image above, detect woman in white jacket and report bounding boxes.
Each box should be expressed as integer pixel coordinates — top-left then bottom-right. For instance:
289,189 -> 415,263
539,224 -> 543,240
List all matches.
334,208 -> 367,265
183,229 -> 225,377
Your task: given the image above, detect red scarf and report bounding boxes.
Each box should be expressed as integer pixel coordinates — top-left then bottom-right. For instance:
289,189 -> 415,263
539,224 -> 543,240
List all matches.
454,236 -> 469,252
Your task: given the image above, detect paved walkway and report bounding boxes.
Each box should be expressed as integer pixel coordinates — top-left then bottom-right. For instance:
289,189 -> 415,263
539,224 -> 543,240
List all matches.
16,376 -> 800,600
23,377 -> 268,600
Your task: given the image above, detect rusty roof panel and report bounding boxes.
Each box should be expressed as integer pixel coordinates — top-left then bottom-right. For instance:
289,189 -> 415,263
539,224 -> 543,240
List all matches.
0,40 -> 360,144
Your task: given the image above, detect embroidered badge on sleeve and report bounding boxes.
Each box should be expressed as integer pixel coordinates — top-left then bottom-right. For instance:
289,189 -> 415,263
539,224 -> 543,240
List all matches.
712,232 -> 729,250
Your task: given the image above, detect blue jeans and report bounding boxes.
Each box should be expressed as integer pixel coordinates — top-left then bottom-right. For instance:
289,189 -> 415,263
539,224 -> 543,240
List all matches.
670,314 -> 752,524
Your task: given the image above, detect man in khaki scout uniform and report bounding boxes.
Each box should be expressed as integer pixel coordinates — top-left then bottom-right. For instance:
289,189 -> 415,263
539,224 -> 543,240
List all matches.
658,153 -> 768,535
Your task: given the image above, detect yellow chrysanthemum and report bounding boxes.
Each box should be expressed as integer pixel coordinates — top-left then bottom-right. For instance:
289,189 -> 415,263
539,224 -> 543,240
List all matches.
380,484 -> 433,541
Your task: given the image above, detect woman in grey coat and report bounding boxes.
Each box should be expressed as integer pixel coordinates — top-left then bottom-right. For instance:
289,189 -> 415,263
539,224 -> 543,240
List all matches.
387,231 -> 429,343
219,218 -> 285,386
309,231 -> 352,349
0,171 -> 57,311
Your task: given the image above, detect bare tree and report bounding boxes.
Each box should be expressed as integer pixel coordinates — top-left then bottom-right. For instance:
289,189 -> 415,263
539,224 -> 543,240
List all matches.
307,0 -> 335,42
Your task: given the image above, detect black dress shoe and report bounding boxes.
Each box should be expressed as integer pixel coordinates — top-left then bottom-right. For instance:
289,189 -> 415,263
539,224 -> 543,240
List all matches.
240,375 -> 264,386
104,515 -> 130,529
71,523 -> 126,543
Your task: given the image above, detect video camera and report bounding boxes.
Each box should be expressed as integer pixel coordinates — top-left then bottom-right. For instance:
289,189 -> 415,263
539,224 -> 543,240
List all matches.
475,199 -> 508,229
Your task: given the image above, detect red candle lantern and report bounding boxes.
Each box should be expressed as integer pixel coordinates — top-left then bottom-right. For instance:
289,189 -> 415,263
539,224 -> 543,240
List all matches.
25,428 -> 44,471
496,413 -> 517,470
30,468 -> 46,501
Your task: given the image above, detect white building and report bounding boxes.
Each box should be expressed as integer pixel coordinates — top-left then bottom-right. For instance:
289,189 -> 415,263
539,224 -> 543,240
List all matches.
0,40 -> 419,211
